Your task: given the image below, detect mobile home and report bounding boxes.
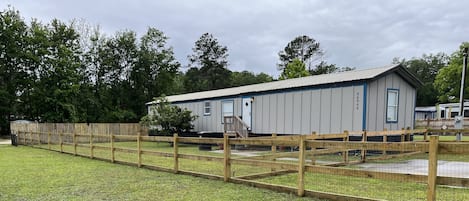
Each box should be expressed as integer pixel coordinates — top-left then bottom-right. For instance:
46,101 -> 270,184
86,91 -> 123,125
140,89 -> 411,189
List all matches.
147,64 -> 421,135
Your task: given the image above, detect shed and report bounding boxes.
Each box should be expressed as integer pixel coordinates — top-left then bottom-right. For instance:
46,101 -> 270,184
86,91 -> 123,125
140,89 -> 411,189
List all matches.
147,64 -> 421,135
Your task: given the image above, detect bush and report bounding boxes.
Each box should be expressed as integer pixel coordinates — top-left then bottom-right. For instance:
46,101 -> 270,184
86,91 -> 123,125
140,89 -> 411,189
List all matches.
141,97 -> 198,135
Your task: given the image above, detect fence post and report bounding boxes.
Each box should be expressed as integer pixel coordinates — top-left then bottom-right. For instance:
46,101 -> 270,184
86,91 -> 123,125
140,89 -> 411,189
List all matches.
223,133 -> 231,182
59,132 -> 63,153
271,133 -> 277,172
23,131 -> 26,145
406,127 -> 411,141
383,128 -> 388,157
361,130 -> 367,163
37,132 -> 41,147
48,131 -> 51,150
173,133 -> 179,173
427,135 -> 439,201
137,132 -> 142,168
401,128 -> 406,142
310,131 -> 317,165
90,131 -> 94,159
111,134 -> 115,163
73,131 -> 77,156
400,128 -> 406,154
29,130 -> 32,146
297,135 -> 306,197
424,130 -> 428,141
343,131 -> 349,164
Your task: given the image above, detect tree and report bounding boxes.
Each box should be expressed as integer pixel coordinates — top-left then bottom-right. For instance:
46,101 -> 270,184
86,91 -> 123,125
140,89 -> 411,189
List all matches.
230,71 -> 273,87
278,35 -> 323,71
187,33 -> 231,91
129,27 -> 180,118
0,7 -> 29,134
434,42 -> 469,103
394,53 -> 448,106
140,97 -> 197,135
21,19 -> 84,122
183,67 -> 207,93
279,58 -> 310,80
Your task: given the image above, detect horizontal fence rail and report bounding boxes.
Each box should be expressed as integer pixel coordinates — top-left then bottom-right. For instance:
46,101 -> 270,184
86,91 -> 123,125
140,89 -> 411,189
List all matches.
11,128 -> 469,201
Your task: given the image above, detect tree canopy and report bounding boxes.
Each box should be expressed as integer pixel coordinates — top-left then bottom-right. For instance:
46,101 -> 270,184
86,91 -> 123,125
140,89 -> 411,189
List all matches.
186,33 -> 231,92
278,35 -> 354,78
394,53 -> 448,106
434,42 -> 469,103
279,58 -> 309,80
278,35 -> 323,71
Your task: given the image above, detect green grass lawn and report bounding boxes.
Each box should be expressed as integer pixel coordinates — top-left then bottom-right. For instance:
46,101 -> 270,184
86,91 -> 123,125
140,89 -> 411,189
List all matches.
7,141 -> 469,201
0,145 -> 317,201
258,172 -> 469,201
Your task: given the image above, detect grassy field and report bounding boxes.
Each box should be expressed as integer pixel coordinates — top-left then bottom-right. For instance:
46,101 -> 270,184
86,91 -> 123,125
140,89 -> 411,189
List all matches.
5,141 -> 469,201
0,145 -> 317,201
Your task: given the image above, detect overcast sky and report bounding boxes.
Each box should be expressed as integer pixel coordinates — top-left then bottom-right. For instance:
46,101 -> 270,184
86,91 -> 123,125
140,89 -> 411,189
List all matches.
2,0 -> 468,77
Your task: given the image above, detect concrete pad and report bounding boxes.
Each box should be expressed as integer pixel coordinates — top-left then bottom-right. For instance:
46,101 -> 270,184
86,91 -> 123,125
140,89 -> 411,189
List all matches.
357,159 -> 469,178
0,139 -> 11,145
210,150 -> 265,157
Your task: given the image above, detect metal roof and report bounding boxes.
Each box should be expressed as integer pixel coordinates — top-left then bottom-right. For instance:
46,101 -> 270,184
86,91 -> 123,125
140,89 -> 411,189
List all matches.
148,64 -> 420,104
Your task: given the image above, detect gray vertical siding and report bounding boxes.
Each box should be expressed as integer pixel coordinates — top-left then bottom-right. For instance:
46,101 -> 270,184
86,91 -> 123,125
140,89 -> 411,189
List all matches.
250,85 -> 363,134
164,72 -> 415,135
300,91 -> 312,134
173,97 -> 241,133
366,73 -> 416,131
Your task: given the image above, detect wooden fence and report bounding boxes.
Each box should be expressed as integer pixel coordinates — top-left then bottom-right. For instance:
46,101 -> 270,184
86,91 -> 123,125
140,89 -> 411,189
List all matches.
10,123 -> 147,143
415,118 -> 469,129
14,129 -> 469,201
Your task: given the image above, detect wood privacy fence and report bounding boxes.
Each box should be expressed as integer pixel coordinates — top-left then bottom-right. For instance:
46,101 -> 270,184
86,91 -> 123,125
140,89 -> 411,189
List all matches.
15,129 -> 469,201
10,123 -> 147,143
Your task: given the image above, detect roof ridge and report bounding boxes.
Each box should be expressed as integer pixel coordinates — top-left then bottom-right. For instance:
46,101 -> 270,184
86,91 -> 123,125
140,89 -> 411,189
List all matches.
147,64 -> 402,104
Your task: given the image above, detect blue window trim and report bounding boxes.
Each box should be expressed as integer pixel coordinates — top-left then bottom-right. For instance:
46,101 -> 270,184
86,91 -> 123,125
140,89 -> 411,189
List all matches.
386,88 -> 399,123
203,101 -> 211,116
221,100 -> 234,124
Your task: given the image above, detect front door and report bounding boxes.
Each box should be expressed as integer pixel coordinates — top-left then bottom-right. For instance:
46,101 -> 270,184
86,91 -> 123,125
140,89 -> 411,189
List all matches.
242,97 -> 252,130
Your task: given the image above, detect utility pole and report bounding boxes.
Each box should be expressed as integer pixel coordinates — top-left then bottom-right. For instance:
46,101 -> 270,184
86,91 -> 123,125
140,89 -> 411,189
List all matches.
457,47 -> 468,141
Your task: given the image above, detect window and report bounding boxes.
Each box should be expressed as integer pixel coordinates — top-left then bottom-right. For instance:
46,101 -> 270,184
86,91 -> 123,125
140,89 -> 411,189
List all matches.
204,102 -> 211,115
386,89 -> 399,123
221,100 -> 234,123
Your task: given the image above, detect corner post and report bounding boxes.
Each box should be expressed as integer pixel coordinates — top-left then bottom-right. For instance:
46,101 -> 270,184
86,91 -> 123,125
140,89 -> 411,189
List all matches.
427,135 -> 439,201
223,133 -> 231,182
